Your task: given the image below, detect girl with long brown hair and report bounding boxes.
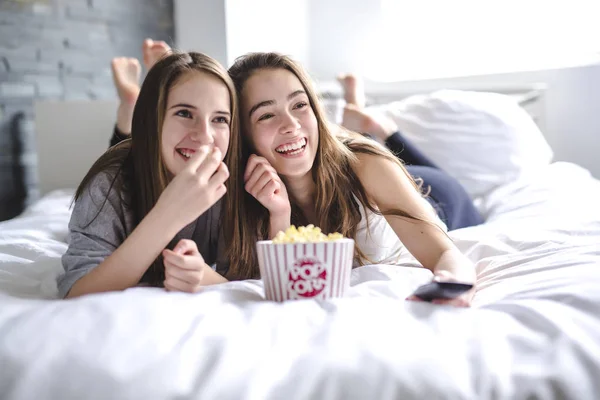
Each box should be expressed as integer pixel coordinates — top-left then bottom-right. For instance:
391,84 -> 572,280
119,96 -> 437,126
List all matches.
58,51 -> 238,298
223,52 -> 478,307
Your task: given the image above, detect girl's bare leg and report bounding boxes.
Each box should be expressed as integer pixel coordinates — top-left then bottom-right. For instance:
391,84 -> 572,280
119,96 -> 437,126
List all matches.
111,57 -> 141,135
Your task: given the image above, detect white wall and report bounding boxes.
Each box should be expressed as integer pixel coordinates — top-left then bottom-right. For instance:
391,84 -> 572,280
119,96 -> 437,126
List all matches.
173,0 -> 228,66
175,0 -> 310,68
546,64 -> 600,176
306,0 -> 382,79
224,0 -> 309,67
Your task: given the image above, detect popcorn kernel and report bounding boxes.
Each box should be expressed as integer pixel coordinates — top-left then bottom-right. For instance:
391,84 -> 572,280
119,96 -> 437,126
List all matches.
272,225 -> 344,243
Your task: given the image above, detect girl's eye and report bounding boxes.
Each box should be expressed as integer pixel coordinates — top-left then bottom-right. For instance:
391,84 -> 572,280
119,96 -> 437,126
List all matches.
293,101 -> 308,110
213,116 -> 229,124
258,113 -> 274,122
175,109 -> 192,118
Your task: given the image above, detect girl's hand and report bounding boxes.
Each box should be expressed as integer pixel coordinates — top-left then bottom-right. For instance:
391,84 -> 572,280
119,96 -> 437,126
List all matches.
244,155 -> 291,218
162,239 -> 211,293
156,146 -> 229,229
407,269 -> 476,307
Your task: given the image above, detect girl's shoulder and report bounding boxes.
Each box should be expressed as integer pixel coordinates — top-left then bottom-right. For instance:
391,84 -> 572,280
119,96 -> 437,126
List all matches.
353,150 -> 391,175
341,133 -> 393,161
74,142 -> 131,207
351,149 -> 415,201
77,169 -> 125,205
71,169 -> 132,229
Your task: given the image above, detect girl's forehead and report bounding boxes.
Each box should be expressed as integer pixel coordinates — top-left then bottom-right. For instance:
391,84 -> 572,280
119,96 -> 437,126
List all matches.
170,71 -> 220,92
168,72 -> 230,105
243,69 -> 303,100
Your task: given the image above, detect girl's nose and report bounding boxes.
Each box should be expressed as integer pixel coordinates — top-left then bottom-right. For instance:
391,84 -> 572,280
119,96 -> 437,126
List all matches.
280,112 -> 301,134
189,122 -> 213,144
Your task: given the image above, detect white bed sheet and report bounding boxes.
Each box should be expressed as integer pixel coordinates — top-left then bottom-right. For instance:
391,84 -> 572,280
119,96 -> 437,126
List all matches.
0,161 -> 599,400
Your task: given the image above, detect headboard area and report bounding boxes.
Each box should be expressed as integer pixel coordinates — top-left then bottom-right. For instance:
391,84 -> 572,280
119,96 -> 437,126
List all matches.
34,100 -> 118,196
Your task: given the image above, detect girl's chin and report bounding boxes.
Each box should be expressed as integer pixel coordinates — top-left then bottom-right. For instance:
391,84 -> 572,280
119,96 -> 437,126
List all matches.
276,162 -> 313,179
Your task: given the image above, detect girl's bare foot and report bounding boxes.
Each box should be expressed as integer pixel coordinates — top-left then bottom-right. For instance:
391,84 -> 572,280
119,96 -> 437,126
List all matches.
342,104 -> 398,141
111,57 -> 141,105
142,38 -> 172,71
337,73 -> 366,108
111,57 -> 141,134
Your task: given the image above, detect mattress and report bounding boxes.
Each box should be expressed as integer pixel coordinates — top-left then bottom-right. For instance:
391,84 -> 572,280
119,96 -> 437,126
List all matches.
0,161 -> 599,399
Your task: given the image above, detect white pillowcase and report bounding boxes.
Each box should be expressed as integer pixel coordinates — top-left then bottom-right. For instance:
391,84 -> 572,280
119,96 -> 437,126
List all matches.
371,90 -> 554,199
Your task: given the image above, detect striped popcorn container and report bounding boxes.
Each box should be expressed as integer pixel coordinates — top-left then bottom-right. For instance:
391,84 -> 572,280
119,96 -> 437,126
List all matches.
256,239 -> 355,302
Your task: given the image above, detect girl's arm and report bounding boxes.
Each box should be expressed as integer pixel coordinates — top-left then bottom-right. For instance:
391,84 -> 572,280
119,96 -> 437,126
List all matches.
269,211 -> 292,239
109,125 -> 130,147
201,267 -> 229,285
353,153 -> 476,304
65,204 -> 184,298
64,147 -> 229,298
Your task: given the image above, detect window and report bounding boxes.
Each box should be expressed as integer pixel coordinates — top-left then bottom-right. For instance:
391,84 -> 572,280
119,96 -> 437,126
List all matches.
364,0 -> 600,81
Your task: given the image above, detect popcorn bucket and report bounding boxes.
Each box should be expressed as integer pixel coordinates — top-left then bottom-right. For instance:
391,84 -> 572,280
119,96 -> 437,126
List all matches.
256,239 -> 355,302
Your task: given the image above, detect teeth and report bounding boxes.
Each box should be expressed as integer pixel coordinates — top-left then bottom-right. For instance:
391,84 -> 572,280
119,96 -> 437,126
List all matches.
177,149 -> 193,158
276,138 -> 306,154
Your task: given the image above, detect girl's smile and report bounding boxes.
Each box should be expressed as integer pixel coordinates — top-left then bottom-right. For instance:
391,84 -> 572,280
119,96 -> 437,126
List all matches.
274,137 -> 307,157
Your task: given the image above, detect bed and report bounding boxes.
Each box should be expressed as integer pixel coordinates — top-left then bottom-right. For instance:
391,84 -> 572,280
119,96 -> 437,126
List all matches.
1,90 -> 599,399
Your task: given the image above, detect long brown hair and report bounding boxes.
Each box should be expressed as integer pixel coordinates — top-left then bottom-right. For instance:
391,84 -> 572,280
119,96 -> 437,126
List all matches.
74,51 -> 238,285
224,52 -> 428,280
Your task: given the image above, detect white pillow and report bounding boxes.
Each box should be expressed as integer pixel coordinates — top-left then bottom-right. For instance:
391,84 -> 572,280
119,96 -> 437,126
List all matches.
371,90 -> 554,198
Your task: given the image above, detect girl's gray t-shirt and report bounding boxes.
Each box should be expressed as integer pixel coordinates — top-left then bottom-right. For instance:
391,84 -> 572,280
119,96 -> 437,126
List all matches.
57,172 -> 221,298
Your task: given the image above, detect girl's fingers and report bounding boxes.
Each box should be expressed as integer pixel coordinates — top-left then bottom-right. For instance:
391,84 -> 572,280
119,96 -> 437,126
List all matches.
431,298 -> 469,307
196,146 -> 222,178
246,170 -> 274,197
163,252 -> 205,270
244,162 -> 270,191
163,253 -> 184,271
172,239 -> 199,256
164,275 -> 196,292
165,264 -> 205,286
430,295 -> 470,307
244,155 -> 274,183
184,146 -> 211,172
208,162 -> 230,188
244,155 -> 265,182
205,183 -> 227,204
255,179 -> 280,202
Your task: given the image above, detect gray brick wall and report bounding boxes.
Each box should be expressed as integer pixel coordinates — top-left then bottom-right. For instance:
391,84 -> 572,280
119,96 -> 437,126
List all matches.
0,0 -> 174,221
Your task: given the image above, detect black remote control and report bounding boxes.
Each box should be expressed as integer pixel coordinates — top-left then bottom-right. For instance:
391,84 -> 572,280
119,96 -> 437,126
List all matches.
412,281 -> 473,302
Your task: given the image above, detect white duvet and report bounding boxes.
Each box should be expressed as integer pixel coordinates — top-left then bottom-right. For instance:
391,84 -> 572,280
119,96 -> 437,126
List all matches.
1,161 -> 599,400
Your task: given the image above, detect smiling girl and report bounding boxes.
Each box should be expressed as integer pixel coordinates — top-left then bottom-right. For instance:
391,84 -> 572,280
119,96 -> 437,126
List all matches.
223,53 -> 477,307
58,51 -> 236,298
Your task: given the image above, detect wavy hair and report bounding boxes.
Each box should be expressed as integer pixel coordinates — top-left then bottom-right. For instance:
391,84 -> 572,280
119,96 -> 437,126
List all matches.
224,52 -> 428,280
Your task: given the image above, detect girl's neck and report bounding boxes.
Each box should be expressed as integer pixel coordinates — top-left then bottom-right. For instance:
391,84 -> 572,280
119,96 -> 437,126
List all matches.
284,172 -> 317,222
